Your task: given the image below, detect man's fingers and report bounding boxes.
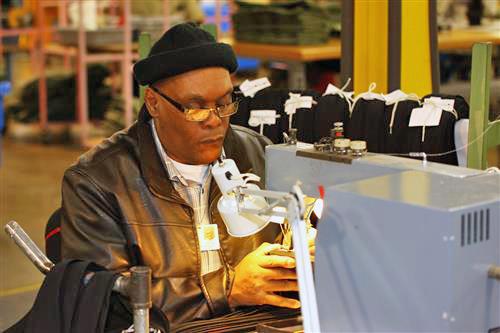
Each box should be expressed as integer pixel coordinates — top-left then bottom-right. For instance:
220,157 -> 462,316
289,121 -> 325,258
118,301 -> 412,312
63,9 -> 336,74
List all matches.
256,242 -> 282,255
263,294 -> 301,309
264,279 -> 298,292
260,255 -> 296,269
263,267 -> 297,280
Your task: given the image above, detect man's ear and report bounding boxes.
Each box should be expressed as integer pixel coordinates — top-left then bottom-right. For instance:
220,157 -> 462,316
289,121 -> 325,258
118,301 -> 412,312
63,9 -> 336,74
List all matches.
144,87 -> 160,118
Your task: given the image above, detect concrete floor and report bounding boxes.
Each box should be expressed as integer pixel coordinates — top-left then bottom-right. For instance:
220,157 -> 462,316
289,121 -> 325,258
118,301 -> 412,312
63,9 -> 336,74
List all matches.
0,138 -> 83,330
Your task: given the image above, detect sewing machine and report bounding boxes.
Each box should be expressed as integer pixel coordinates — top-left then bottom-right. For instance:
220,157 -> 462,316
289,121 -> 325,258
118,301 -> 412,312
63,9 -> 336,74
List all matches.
265,143 -> 500,332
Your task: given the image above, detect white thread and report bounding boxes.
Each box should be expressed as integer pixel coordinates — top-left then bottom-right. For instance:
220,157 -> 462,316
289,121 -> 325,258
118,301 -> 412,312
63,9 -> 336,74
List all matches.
330,78 -> 355,111
323,78 -> 352,100
350,82 -> 385,116
389,100 -> 399,135
387,93 -> 421,134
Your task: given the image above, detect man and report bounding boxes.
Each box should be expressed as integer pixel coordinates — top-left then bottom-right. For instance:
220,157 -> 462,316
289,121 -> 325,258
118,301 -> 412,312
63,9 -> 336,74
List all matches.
60,23 -> 299,327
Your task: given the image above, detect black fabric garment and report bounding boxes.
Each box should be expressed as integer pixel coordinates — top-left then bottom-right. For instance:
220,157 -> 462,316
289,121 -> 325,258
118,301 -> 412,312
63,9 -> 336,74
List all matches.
287,90 -> 320,144
407,94 -> 469,165
232,88 -> 320,144
104,294 -> 169,333
381,100 -> 421,154
45,208 -> 62,263
313,94 -> 350,142
346,98 -> 386,152
5,260 -> 168,333
231,88 -> 290,143
231,89 -> 252,128
171,306 -> 301,333
250,89 -> 290,143
7,65 -> 111,122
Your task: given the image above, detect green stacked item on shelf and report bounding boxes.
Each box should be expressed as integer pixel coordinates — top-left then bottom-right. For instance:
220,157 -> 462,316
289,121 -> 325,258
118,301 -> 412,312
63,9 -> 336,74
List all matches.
233,0 -> 341,45
102,96 -> 142,135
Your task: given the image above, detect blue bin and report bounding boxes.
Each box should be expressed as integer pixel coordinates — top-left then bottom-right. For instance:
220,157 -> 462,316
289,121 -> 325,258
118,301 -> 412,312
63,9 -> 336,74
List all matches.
0,81 -> 12,132
201,2 -> 260,72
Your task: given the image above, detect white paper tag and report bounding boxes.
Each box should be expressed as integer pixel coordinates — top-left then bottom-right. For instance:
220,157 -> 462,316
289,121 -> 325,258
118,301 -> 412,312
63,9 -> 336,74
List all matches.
322,83 -> 342,96
409,104 -> 443,127
197,224 -> 220,251
383,89 -> 408,105
423,97 -> 455,111
284,93 -> 314,115
239,78 -> 271,98
248,110 -> 279,127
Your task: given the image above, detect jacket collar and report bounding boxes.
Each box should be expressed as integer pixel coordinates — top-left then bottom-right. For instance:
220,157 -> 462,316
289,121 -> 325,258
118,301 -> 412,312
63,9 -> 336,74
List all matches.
136,106 -> 182,202
135,106 -> 254,202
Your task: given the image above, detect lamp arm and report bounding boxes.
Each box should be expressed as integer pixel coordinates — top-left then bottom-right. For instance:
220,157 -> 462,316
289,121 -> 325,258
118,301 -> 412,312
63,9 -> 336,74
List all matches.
287,185 -> 321,333
239,187 -> 289,199
238,188 -> 290,216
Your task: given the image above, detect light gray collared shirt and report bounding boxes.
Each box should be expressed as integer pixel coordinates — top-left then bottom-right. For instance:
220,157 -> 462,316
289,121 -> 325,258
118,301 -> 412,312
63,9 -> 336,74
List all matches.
150,120 -> 222,275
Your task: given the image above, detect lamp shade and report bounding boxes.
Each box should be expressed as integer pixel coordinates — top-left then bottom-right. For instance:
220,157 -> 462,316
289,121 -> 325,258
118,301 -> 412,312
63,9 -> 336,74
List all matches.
217,184 -> 271,237
212,159 -> 271,237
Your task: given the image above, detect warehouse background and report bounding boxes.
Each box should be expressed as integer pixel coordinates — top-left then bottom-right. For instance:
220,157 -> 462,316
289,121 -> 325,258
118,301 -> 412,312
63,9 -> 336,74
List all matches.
1,0 -> 499,330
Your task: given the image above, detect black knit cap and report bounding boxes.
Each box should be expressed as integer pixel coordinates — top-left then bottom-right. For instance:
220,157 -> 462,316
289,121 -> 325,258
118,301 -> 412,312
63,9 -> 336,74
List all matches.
133,22 -> 238,86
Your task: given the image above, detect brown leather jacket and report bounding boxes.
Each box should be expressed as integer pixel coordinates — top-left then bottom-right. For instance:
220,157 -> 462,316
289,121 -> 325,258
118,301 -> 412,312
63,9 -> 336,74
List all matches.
60,108 -> 280,327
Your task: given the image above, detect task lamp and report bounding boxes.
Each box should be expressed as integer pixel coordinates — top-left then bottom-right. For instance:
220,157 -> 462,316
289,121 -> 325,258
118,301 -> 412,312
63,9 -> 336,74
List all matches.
212,158 -> 321,333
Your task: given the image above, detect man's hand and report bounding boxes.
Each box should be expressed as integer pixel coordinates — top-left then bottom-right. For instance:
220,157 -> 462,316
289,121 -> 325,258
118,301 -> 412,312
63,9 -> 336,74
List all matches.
228,242 -> 300,309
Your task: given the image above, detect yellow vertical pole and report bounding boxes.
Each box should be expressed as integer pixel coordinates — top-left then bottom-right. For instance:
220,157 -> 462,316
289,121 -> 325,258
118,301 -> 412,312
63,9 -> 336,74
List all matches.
400,0 -> 433,96
353,0 -> 389,94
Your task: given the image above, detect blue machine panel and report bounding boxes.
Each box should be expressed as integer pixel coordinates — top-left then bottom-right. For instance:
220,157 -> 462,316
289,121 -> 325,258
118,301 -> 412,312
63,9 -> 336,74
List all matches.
265,144 -> 500,332
315,172 -> 499,332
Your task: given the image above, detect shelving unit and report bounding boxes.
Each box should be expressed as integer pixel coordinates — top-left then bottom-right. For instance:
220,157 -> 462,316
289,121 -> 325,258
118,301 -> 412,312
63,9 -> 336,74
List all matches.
0,0 -> 48,128
1,0 -> 139,145
37,0 -> 137,146
1,0 -> 227,146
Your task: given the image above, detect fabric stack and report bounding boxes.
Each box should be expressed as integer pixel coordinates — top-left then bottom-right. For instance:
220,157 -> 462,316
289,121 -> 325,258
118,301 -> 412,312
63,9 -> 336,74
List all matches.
232,87 -> 326,143
7,65 -> 111,122
232,0 -> 340,45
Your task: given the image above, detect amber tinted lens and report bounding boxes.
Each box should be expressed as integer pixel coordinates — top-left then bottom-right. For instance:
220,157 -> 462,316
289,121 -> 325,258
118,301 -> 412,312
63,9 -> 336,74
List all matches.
219,101 -> 239,117
185,108 -> 212,121
184,101 -> 239,122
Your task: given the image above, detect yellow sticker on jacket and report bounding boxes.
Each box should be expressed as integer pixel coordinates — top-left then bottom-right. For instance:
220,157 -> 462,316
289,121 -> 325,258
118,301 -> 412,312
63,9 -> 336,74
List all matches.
197,224 -> 220,251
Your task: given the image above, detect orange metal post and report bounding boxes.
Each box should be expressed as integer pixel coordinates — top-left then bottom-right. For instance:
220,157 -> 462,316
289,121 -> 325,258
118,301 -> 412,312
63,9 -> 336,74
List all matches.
37,0 -> 48,130
58,0 -> 71,70
0,1 -> 3,57
122,0 -> 133,127
215,0 -> 222,37
76,0 -> 88,145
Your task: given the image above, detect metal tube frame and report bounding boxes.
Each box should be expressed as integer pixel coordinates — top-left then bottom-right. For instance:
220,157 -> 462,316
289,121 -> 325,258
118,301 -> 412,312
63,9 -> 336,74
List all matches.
4,221 -> 152,332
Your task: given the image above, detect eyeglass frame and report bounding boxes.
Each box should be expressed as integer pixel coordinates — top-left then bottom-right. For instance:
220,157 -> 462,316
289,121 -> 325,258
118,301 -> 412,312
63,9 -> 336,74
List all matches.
149,85 -> 240,121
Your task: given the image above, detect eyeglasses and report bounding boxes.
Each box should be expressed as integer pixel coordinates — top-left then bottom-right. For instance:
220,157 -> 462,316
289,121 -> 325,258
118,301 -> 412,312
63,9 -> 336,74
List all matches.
150,86 -> 239,122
